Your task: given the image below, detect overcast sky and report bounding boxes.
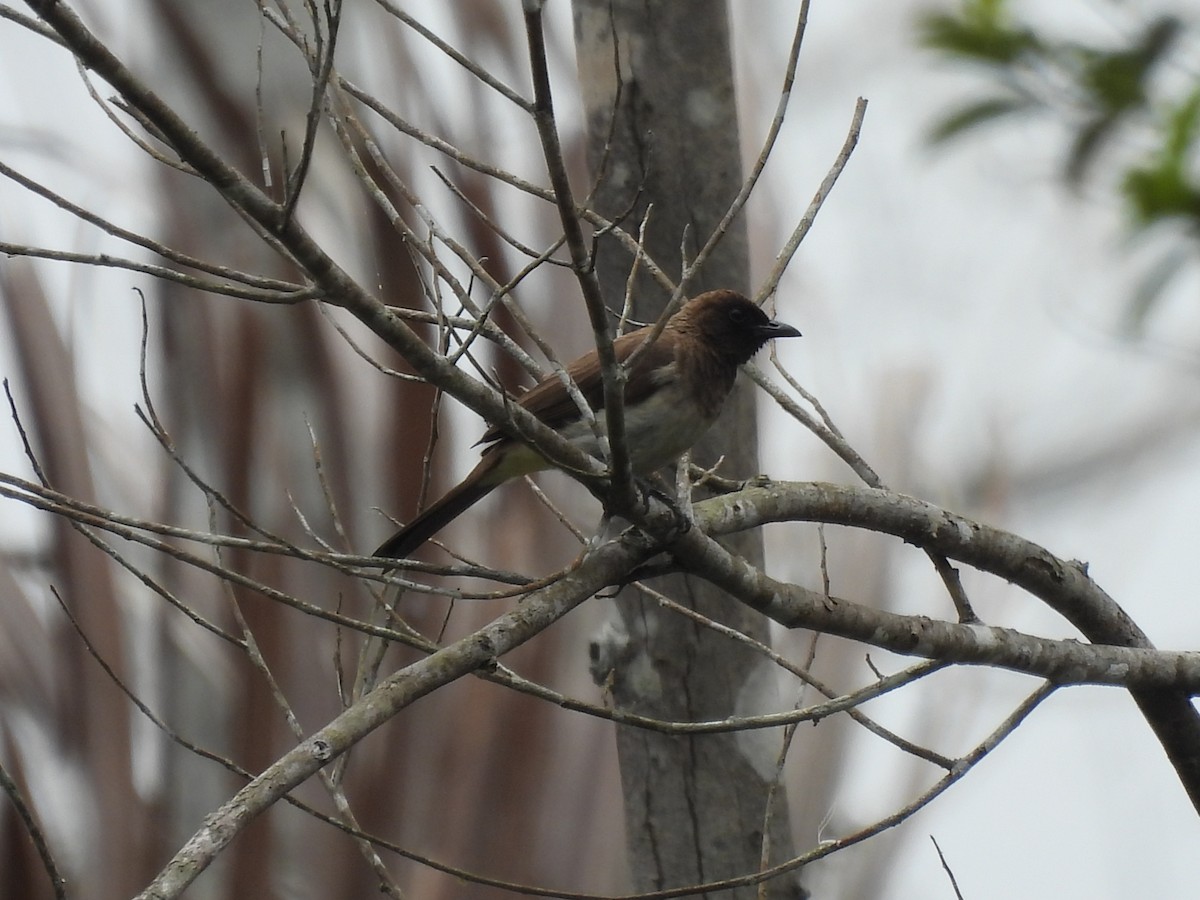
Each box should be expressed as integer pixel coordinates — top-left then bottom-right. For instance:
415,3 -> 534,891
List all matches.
2,1 -> 1199,897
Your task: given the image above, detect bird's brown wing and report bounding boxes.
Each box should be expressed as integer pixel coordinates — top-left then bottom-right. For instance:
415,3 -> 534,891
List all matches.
478,324 -> 677,445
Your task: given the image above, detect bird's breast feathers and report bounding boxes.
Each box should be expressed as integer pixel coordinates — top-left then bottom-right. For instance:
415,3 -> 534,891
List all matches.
554,372 -> 716,474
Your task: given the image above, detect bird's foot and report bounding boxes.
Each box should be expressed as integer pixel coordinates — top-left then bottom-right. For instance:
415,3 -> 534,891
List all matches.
640,483 -> 693,541
741,473 -> 773,490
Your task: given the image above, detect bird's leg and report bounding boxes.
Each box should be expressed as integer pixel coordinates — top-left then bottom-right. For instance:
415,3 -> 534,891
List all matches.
586,472 -> 693,553
740,473 -> 773,490
630,463 -> 695,544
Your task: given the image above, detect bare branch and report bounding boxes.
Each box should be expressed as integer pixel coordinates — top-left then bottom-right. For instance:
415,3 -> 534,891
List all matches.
372,0 -> 532,111
758,96 -> 868,303
522,2 -> 634,509
280,0 -> 342,226
0,242 -> 315,303
0,759 -> 67,900
134,527 -> 662,898
684,482 -> 1200,688
0,160 -> 303,291
680,0 -> 812,299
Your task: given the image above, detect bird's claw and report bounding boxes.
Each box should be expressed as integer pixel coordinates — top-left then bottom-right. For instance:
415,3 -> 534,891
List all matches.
741,473 -> 773,490
642,484 -> 693,540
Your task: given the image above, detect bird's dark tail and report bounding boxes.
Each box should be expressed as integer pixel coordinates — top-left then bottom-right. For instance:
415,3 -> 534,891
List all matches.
372,456 -> 501,561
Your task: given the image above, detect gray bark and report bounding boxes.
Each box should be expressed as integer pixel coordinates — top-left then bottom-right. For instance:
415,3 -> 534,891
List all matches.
572,2 -> 803,896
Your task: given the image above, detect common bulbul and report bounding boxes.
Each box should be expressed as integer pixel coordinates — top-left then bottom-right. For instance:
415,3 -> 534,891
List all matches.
373,289 -> 801,560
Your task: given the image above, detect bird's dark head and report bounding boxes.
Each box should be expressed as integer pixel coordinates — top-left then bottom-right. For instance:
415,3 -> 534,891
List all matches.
676,290 -> 802,365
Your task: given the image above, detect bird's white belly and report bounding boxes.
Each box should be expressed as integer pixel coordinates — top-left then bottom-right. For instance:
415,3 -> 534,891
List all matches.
557,379 -> 713,474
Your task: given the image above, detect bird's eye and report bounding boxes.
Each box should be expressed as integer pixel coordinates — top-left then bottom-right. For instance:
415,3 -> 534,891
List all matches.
728,307 -> 745,323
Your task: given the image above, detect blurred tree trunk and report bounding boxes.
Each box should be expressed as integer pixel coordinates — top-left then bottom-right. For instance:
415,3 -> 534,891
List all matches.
572,2 -> 802,896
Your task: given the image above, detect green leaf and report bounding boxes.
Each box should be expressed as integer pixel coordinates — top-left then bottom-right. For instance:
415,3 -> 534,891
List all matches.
1122,160 -> 1200,226
1121,88 -> 1200,227
928,94 -> 1033,144
1075,16 -> 1180,115
919,4 -> 1040,65
1163,87 -> 1200,162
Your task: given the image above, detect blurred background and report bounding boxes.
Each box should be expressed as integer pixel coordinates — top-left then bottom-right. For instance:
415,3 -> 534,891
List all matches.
1,1 -> 1199,897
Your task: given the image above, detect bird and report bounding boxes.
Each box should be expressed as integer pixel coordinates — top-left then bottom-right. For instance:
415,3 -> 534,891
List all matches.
373,289 -> 801,560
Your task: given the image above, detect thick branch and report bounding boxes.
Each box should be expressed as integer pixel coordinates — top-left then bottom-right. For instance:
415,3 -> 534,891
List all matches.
23,0 -> 613,504
685,479 -> 1200,811
135,528 -> 660,898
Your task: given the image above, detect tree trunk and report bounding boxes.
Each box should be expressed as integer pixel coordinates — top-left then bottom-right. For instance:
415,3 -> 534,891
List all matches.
572,2 -> 803,896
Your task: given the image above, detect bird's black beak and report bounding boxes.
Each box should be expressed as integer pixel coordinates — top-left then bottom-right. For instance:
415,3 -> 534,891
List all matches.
758,319 -> 802,339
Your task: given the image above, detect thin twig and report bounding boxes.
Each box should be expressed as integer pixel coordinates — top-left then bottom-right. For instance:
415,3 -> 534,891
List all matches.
627,582 -> 952,755
0,759 -> 67,900
281,0 -> 343,226
430,165 -> 571,266
758,96 -> 868,303
75,58 -> 195,174
931,835 -> 966,900
681,0 -> 812,298
601,683 -> 1055,898
0,242 -> 314,303
522,1 -> 634,509
372,0 -> 533,111
0,161 -> 303,291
